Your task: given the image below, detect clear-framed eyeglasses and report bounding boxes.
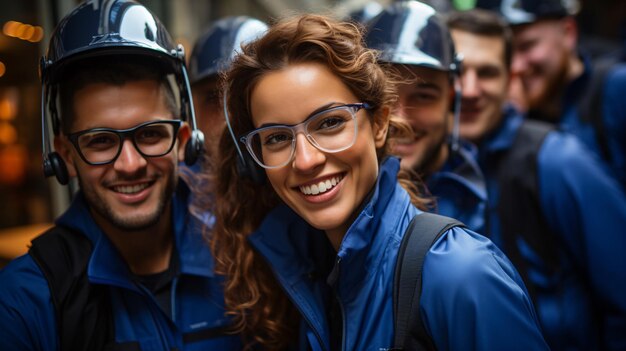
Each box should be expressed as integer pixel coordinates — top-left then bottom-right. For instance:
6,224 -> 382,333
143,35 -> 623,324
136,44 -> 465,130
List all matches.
240,103 -> 371,169
67,119 -> 183,165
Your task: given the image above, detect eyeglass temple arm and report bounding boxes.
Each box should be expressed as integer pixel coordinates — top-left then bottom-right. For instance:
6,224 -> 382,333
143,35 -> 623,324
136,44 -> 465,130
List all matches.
223,90 -> 247,161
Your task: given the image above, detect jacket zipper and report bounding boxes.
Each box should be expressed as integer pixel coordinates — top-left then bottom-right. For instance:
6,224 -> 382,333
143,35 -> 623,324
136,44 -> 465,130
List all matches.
137,283 -> 172,349
171,276 -> 179,322
256,253 -> 328,351
331,258 -> 346,351
335,292 -> 346,351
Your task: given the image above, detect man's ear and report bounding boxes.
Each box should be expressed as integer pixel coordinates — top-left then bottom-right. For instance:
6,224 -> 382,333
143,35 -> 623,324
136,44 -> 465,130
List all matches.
53,135 -> 77,177
373,106 -> 390,149
177,122 -> 192,163
561,17 -> 579,52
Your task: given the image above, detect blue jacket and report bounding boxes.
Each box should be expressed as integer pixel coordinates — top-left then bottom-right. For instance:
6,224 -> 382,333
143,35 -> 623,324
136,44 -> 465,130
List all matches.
427,141 -> 488,234
560,55 -> 626,188
0,182 -> 241,351
248,157 -> 548,351
478,107 -> 626,351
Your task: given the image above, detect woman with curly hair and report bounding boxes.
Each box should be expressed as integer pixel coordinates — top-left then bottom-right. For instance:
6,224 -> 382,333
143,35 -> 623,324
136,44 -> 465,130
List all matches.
209,13 -> 548,351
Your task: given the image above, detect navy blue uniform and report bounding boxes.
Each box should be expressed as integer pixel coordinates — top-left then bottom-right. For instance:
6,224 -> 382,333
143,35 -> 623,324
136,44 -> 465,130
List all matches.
0,182 -> 241,351
479,107 -> 626,350
557,55 -> 626,189
249,157 -> 548,351
428,140 -> 488,234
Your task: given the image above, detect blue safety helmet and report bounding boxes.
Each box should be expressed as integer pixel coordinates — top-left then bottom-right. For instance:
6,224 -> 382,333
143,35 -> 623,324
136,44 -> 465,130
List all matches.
365,1 -> 463,152
188,16 -> 268,85
42,0 -> 185,85
364,1 -> 460,73
40,0 -> 204,184
475,0 -> 580,26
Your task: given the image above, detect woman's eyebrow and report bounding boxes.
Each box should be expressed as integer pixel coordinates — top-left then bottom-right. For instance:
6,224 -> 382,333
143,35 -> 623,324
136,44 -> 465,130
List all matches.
258,101 -> 341,128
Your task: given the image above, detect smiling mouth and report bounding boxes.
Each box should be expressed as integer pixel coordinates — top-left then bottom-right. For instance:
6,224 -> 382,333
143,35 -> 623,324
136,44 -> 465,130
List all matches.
299,174 -> 344,195
112,182 -> 152,194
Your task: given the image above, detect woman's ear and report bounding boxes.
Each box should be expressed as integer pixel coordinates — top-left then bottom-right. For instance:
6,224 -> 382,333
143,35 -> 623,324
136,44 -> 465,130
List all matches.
373,106 -> 390,149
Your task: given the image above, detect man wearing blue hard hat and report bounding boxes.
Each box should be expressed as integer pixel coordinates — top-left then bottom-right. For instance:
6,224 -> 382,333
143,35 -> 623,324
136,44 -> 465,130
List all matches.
182,16 -> 268,226
365,0 -> 488,233
0,1 -> 242,350
481,0 -> 626,190
188,16 -> 268,160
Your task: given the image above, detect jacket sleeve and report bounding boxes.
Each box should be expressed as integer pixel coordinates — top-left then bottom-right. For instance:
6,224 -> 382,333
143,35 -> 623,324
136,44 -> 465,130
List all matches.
420,227 -> 549,351
538,132 -> 626,350
0,254 -> 58,351
602,64 -> 626,187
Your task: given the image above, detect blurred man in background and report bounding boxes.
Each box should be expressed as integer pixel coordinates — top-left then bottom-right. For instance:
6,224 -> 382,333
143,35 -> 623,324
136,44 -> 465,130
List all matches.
449,9 -> 626,350
481,0 -> 626,189
366,0 -> 487,232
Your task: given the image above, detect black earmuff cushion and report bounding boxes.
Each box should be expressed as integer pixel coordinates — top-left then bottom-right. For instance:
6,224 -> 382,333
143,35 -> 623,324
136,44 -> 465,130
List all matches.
236,153 -> 266,185
184,130 -> 205,166
47,152 -> 69,185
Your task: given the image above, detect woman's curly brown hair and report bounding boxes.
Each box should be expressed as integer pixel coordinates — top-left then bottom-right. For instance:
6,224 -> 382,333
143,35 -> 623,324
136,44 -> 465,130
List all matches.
206,13 -> 431,350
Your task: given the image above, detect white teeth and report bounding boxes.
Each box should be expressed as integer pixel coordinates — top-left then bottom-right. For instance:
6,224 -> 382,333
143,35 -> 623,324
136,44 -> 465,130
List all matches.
311,184 -> 320,195
299,175 -> 343,196
114,183 -> 149,194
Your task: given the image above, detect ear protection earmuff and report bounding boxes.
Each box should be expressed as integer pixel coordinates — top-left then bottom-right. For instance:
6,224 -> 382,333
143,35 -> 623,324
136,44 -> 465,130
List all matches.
223,92 -> 266,184
449,53 -> 463,153
43,152 -> 69,185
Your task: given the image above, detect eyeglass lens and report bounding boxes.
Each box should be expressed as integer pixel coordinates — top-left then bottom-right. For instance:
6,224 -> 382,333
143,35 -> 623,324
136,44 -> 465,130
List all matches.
77,122 -> 177,164
248,106 -> 357,168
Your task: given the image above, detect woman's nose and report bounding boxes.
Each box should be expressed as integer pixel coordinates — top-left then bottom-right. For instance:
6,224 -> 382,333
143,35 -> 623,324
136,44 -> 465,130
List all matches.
291,133 -> 326,173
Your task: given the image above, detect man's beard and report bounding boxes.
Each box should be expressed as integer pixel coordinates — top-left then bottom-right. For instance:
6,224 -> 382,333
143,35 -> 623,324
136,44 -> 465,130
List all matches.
526,53 -> 570,121
77,170 -> 176,232
413,127 -> 448,178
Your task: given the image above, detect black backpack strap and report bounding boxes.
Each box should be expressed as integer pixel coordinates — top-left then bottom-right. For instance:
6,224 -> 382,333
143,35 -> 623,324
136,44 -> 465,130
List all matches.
577,57 -> 618,162
29,226 -> 114,351
497,120 -> 558,302
392,212 -> 465,351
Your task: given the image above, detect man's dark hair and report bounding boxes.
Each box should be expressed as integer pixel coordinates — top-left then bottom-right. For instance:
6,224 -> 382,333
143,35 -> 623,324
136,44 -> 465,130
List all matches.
58,55 -> 178,134
447,9 -> 513,69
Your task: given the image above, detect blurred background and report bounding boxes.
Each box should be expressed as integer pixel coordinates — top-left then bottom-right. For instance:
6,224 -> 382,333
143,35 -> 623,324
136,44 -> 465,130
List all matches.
0,0 -> 623,266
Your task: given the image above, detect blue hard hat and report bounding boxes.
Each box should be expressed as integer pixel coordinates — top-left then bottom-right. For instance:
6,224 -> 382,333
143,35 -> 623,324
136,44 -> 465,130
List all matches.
364,1 -> 459,73
41,0 -> 184,83
39,0 -> 206,173
188,16 -> 268,85
475,0 -> 580,25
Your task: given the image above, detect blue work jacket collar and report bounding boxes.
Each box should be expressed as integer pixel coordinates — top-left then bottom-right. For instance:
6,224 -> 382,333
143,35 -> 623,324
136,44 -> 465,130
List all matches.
248,157 -> 406,350
249,156 -> 406,294
55,180 -> 214,290
479,105 -> 524,157
431,139 -> 486,198
333,157 -> 406,289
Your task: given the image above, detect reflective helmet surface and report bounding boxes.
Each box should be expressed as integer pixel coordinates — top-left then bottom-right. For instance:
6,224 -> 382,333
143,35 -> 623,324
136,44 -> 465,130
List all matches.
347,2 -> 384,24
365,1 -> 456,72
188,16 -> 268,84
475,0 -> 580,25
42,0 -> 182,83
